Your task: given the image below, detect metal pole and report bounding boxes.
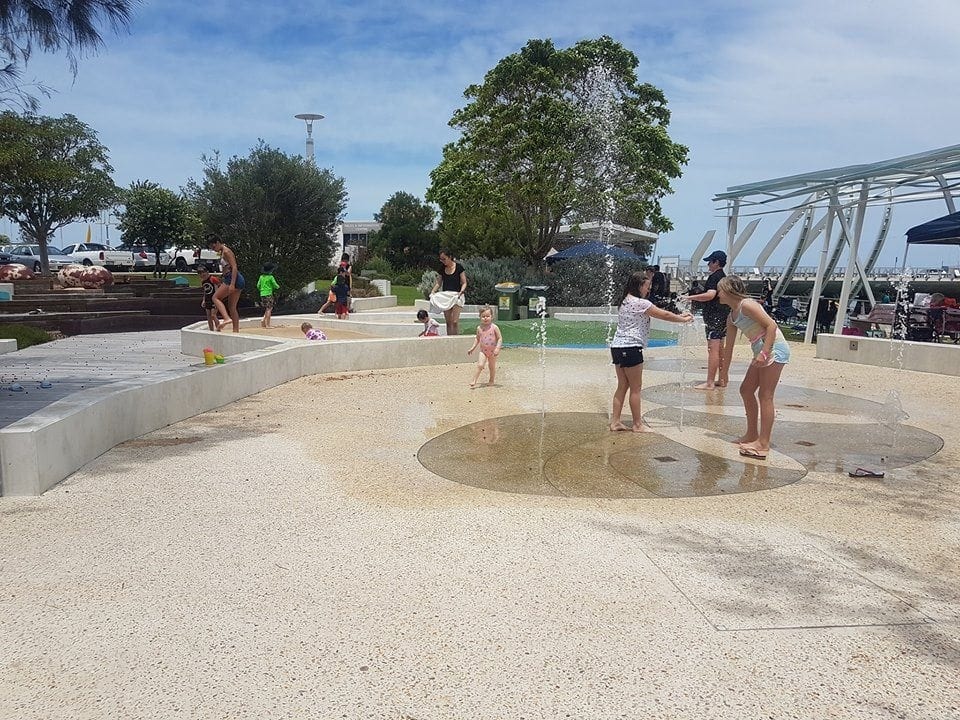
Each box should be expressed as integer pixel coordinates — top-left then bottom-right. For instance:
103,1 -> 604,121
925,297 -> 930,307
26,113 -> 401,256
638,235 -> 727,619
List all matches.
803,189 -> 837,344
726,199 -> 740,258
833,181 -> 871,334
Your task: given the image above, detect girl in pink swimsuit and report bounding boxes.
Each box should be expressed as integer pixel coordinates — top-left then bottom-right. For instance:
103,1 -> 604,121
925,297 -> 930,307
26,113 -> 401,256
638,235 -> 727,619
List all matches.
467,306 -> 502,387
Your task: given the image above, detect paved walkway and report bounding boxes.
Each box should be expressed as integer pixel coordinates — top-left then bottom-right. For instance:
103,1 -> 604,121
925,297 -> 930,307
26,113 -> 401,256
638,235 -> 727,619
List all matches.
1,342 -> 957,719
0,331 -> 191,428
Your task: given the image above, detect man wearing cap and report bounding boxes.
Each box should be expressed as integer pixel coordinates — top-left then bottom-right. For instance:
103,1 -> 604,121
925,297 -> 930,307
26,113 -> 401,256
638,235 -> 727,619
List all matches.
684,250 -> 731,389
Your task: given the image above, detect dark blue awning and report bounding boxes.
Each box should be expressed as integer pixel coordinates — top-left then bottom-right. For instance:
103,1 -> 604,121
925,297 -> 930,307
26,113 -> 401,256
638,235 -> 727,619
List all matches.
546,241 -> 640,262
906,211 -> 960,245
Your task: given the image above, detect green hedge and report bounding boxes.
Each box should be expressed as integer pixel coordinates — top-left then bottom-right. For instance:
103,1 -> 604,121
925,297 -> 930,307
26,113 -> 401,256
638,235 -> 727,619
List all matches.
417,256 -> 649,306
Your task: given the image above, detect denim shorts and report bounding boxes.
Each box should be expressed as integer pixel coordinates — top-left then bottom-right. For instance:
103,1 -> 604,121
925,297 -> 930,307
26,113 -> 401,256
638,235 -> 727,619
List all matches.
610,346 -> 644,368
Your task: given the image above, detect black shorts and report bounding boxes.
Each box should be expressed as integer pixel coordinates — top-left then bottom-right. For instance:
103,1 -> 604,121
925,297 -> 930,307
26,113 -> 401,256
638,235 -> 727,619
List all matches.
705,324 -> 727,341
610,346 -> 644,368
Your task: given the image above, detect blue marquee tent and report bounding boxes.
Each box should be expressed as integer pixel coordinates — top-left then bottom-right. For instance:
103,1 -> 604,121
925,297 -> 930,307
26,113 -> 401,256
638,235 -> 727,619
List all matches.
905,211 -> 960,245
546,241 -> 640,263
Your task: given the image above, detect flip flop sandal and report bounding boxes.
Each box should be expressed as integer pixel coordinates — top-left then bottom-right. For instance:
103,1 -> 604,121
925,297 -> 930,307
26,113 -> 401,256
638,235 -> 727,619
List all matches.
848,468 -> 885,478
739,448 -> 767,460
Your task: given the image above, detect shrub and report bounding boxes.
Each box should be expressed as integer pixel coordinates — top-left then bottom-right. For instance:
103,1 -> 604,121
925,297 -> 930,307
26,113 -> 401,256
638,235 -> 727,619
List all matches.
417,269 -> 438,300
363,256 -> 393,278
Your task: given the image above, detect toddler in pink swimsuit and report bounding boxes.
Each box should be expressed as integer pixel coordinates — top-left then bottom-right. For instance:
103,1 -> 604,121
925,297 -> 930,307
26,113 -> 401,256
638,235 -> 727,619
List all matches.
467,306 -> 502,387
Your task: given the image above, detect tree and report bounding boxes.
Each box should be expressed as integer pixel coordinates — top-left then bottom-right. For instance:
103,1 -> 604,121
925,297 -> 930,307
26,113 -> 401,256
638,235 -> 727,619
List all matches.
0,111 -> 117,273
0,0 -> 135,111
185,142 -> 347,298
368,191 -> 439,270
426,36 -> 688,266
116,180 -> 187,277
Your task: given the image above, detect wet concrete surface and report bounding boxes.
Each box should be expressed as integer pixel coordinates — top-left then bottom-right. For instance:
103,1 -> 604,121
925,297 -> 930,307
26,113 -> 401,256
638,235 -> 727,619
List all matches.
418,412 -> 804,498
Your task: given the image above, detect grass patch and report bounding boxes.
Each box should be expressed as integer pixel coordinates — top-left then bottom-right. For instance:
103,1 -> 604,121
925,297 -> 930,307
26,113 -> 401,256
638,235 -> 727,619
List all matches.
459,317 -> 676,347
392,284 -> 422,306
0,323 -> 54,350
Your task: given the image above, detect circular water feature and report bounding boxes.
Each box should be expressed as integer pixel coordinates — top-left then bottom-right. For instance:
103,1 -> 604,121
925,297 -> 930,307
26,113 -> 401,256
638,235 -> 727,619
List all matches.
418,412 -> 805,499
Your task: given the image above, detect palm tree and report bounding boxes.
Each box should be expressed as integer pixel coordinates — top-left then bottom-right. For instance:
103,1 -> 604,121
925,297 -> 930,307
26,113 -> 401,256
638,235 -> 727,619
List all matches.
0,0 -> 136,111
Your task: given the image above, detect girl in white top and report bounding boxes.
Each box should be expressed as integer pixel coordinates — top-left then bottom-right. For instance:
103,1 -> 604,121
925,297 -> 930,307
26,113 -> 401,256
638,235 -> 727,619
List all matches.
609,272 -> 693,432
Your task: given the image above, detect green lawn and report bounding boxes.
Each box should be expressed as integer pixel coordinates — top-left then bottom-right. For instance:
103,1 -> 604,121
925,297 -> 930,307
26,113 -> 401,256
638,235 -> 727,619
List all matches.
392,284 -> 422,306
0,324 -> 54,350
459,317 -> 676,347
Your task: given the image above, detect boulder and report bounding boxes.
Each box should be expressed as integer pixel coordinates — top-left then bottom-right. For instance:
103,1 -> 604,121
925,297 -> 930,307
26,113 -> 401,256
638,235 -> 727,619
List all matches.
58,264 -> 113,289
0,263 -> 34,281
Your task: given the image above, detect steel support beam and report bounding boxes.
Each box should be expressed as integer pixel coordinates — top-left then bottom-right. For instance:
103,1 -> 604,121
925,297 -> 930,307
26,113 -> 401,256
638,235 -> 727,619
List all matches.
833,182 -> 872,334
804,190 -> 838,344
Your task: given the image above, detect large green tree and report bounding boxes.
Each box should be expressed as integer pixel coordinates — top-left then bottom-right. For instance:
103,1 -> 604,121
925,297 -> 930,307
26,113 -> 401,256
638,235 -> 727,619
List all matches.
185,142 -> 347,297
0,0 -> 136,111
369,191 -> 439,269
116,180 -> 187,277
427,36 -> 688,266
0,111 -> 117,273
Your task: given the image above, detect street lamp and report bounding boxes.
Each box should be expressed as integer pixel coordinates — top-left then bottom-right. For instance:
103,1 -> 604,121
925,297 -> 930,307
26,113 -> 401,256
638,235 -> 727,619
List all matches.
294,113 -> 324,164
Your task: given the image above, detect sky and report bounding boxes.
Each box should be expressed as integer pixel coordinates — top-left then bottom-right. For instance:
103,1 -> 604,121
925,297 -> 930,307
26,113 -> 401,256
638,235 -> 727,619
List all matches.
10,0 -> 960,269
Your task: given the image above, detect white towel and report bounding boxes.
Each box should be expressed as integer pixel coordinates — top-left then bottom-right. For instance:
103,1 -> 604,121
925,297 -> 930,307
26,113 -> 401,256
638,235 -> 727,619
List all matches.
429,291 -> 465,313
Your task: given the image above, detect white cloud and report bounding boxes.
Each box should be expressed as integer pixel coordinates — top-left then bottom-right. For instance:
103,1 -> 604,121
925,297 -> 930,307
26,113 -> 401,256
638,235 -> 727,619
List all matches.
11,0 -> 959,267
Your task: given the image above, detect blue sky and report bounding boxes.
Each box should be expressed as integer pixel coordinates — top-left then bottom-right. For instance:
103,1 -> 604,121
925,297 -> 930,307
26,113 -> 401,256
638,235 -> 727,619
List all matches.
11,0 -> 960,269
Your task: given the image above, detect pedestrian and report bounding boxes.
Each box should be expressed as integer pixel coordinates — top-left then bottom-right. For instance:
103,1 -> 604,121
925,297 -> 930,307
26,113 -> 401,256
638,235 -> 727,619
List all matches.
467,305 -> 502,388
609,271 -> 693,432
257,262 -> 279,328
429,250 -> 467,336
197,266 -> 222,331
717,276 -> 791,460
331,268 -> 351,319
300,322 -> 327,341
682,249 -> 730,389
416,309 -> 441,337
207,234 -> 243,333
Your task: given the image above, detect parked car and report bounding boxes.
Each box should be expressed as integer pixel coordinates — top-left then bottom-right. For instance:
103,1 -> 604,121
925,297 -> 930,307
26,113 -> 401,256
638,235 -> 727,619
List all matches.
60,242 -> 135,270
1,244 -> 77,272
0,250 -> 12,265
166,246 -> 221,272
128,245 -> 175,270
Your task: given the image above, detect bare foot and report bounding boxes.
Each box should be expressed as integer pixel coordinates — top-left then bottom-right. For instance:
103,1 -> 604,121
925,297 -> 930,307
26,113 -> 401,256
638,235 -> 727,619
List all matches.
469,382 -> 476,389
732,435 -> 758,445
487,382 -> 495,387
717,380 -> 728,388
694,382 -> 716,390
632,424 -> 654,433
609,422 -> 630,432
739,442 -> 769,455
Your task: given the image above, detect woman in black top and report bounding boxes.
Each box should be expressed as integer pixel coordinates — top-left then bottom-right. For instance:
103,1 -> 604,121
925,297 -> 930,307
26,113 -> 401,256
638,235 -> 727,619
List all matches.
429,250 -> 468,335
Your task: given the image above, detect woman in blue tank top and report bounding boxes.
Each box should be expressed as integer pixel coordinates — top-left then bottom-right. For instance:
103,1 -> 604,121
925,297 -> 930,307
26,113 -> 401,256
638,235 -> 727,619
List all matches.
718,276 -> 791,461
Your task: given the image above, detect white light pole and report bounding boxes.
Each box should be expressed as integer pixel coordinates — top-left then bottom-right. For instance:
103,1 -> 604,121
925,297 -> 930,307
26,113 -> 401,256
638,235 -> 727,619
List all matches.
294,113 -> 324,164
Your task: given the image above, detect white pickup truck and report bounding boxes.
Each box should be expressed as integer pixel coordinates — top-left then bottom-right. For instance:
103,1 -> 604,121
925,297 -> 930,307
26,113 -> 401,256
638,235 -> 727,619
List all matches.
166,246 -> 221,272
60,242 -> 135,270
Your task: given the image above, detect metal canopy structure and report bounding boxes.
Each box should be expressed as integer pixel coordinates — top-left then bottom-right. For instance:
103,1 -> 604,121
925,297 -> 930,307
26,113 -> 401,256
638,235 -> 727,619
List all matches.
707,143 -> 960,343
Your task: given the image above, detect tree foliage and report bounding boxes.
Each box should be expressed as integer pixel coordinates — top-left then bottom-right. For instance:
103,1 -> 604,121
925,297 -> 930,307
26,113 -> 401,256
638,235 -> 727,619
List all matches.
0,0 -> 136,111
368,191 -> 439,270
185,142 -> 347,298
427,36 -> 688,266
116,180 -> 187,276
0,111 -> 117,273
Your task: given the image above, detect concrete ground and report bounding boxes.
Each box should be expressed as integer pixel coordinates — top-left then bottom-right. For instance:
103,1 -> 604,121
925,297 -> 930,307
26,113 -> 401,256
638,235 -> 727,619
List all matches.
0,340 -> 958,719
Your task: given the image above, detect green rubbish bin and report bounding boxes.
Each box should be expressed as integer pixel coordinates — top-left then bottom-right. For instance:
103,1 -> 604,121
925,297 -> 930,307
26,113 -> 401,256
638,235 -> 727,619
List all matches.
525,285 -> 549,318
494,282 -> 521,321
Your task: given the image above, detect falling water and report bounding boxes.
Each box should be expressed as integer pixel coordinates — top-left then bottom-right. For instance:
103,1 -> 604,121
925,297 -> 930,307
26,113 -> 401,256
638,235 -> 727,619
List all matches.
675,293 -> 695,429
575,64 -> 625,421
534,296 -> 548,480
883,268 -> 913,468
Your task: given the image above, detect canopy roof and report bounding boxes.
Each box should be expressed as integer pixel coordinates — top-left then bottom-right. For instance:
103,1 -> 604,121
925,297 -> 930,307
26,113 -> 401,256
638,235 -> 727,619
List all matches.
906,211 -> 960,246
714,143 -> 960,212
546,240 -> 640,262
